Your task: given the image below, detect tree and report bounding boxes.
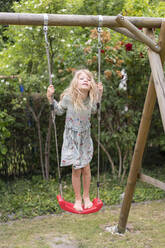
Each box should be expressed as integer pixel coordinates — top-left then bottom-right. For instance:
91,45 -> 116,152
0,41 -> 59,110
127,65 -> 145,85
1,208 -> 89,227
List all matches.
0,0 -> 21,48
0,0 -> 164,180
0,110 -> 14,161
77,0 -> 125,16
0,0 -> 86,179
123,0 -> 165,17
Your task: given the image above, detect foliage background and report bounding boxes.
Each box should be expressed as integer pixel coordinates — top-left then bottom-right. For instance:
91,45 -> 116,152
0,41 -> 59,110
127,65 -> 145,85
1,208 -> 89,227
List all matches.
0,0 -> 165,181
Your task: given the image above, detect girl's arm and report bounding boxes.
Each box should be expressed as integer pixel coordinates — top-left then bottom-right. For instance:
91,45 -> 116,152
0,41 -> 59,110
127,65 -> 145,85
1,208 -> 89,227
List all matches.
91,102 -> 98,114
47,85 -> 67,116
53,97 -> 67,116
97,82 -> 103,102
47,85 -> 54,104
91,82 -> 103,114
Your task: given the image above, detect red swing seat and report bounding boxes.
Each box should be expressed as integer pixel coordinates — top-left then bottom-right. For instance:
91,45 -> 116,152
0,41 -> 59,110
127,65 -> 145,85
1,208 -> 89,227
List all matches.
57,195 -> 103,214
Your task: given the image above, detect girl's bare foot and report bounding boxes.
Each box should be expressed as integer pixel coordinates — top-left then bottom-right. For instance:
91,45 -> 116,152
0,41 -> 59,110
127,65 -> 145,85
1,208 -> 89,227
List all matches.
84,198 -> 93,209
74,200 -> 83,211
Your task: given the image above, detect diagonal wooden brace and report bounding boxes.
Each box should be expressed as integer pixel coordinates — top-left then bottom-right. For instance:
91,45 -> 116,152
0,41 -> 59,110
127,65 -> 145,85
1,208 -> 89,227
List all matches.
116,14 -> 161,53
111,27 -> 142,41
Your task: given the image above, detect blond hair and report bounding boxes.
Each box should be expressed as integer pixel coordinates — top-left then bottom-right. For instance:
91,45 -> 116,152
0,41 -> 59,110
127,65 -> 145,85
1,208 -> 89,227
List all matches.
60,69 -> 98,111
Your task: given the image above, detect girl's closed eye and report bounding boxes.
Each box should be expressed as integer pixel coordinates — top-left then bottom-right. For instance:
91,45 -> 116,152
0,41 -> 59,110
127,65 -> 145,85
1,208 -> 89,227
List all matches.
79,77 -> 91,82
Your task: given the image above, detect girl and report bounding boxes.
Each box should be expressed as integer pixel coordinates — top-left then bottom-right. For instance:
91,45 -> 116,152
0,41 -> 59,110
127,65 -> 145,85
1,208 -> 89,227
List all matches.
47,69 -> 103,211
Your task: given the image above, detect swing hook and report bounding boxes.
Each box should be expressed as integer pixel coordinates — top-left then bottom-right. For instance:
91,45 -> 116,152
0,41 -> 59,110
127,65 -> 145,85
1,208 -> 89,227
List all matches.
43,14 -> 53,86
97,15 -> 103,49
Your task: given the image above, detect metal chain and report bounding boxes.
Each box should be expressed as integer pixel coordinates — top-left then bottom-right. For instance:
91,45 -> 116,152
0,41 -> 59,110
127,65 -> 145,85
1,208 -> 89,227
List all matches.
43,14 -> 63,198
97,15 -> 103,199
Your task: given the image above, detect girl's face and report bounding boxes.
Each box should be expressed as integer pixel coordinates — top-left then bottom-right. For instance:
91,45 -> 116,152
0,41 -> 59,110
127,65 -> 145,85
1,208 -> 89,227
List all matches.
77,72 -> 91,92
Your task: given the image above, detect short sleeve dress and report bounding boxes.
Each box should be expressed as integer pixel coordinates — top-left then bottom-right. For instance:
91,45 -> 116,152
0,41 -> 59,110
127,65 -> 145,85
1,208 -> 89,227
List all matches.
53,94 -> 97,170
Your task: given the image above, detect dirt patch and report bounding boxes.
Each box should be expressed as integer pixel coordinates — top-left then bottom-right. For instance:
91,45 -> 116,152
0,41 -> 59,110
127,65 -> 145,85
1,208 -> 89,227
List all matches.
42,234 -> 78,248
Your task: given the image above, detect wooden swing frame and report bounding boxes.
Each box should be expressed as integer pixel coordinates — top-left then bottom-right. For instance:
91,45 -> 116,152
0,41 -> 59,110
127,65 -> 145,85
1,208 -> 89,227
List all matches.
1,12 -> 165,233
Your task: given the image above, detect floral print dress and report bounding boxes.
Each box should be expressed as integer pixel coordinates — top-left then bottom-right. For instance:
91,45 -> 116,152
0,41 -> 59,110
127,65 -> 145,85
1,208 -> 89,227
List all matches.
53,95 -> 97,169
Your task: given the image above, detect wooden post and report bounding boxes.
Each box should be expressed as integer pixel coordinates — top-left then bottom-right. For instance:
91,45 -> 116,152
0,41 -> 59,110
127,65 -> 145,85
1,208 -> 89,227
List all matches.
0,12 -> 164,28
145,28 -> 165,131
117,21 -> 165,233
116,14 -> 161,53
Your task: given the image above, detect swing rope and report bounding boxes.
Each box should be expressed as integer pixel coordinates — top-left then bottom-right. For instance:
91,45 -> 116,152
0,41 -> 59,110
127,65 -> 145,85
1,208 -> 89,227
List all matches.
43,14 -> 63,198
97,15 -> 103,199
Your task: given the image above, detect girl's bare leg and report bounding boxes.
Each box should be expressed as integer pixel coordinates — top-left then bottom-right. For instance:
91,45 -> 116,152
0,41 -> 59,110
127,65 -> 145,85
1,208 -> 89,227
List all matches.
82,164 -> 93,209
72,167 -> 83,211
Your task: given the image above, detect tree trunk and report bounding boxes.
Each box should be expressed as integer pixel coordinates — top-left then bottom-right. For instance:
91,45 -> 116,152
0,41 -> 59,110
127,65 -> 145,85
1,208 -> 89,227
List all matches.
96,138 -> 116,176
28,105 -> 45,179
36,120 -> 45,179
116,141 -> 122,178
44,113 -> 53,180
121,150 -> 128,183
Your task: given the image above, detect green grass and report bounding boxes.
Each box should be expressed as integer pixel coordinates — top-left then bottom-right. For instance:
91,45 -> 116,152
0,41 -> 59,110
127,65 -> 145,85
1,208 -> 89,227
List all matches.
0,168 -> 165,247
0,171 -> 165,222
0,200 -> 165,248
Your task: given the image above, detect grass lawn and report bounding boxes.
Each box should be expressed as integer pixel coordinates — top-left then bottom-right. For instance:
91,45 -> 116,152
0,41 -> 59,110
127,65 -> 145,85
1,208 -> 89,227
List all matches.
0,199 -> 165,248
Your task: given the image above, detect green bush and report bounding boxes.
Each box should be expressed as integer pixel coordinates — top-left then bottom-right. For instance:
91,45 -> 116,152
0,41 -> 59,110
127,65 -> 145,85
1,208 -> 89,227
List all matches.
0,110 -> 15,161
0,170 -> 165,222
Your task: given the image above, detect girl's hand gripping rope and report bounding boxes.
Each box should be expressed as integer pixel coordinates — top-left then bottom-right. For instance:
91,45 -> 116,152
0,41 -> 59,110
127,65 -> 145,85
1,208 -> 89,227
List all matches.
47,85 -> 55,104
97,82 -> 103,102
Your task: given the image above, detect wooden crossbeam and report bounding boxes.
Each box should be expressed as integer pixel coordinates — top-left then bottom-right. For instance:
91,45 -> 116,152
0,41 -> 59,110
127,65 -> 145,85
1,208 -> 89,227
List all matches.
116,14 -> 160,53
0,12 -> 164,28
